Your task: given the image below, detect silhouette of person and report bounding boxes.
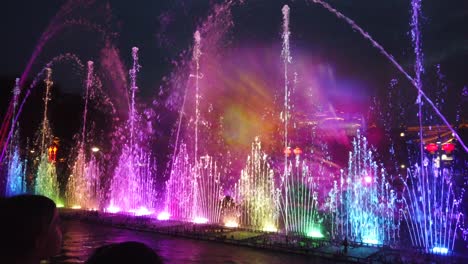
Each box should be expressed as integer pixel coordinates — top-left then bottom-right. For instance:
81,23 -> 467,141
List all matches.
85,241 -> 163,264
343,237 -> 349,254
0,195 -> 62,264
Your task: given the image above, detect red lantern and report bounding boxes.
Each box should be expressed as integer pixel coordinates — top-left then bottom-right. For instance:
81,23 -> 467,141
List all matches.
425,143 -> 438,154
293,147 -> 302,156
441,143 -> 455,153
48,147 -> 53,162
284,147 -> 292,156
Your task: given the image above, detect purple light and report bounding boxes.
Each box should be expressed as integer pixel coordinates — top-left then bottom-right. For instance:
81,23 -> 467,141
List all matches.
106,205 -> 121,214
193,217 -> 208,224
364,176 -> 372,184
157,212 -> 171,221
130,206 -> 153,216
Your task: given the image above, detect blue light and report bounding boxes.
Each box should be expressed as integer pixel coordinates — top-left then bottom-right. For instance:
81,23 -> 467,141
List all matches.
431,247 -> 448,255
362,238 -> 380,245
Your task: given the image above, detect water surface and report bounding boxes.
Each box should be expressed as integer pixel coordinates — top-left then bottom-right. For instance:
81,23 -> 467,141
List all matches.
52,220 -> 324,264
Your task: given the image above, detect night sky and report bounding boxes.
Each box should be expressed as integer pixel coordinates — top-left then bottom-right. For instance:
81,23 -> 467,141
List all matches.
0,0 -> 467,152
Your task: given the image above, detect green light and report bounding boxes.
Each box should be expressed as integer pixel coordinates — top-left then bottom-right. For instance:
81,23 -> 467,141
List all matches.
307,228 -> 324,238
56,203 -> 64,208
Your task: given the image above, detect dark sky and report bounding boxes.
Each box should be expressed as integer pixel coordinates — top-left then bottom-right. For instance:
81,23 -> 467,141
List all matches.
1,0 -> 467,125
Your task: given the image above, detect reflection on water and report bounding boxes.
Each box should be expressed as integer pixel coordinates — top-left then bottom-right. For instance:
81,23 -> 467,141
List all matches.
51,220 -> 323,264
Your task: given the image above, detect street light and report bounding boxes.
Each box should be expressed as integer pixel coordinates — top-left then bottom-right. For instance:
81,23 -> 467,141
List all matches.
91,147 -> 100,153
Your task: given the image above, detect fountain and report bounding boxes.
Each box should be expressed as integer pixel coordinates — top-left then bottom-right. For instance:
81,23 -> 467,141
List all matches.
0,1 -> 466,258
163,143 -> 194,221
107,47 -> 157,215
191,155 -> 223,224
281,156 -> 324,238
4,78 -> 26,197
65,61 -> 101,209
328,130 -> 400,245
396,0 -> 465,254
34,68 -> 60,204
400,156 -> 464,254
234,138 -> 280,231
278,5 -> 324,238
281,4 -> 292,235
163,31 -> 223,224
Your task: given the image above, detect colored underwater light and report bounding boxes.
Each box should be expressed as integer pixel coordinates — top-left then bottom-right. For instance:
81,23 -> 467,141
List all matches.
262,224 -> 278,232
157,212 -> 171,221
224,220 -> 239,228
307,228 -> 324,238
193,217 -> 209,224
130,206 -> 153,216
431,247 -> 448,254
106,205 -> 121,214
364,176 -> 372,184
362,238 -> 380,245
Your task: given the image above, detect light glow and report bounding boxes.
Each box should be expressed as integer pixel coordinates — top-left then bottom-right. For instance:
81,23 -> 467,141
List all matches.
130,206 -> 153,216
363,238 -> 380,245
106,205 -> 121,214
431,247 -> 449,254
224,220 -> 239,228
157,212 -> 171,221
193,217 -> 209,224
262,223 -> 277,232
307,228 -> 324,238
364,176 -> 372,183
91,147 -> 100,153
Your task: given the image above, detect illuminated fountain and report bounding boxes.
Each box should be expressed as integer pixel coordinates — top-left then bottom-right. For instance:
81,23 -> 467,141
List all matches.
280,4 -> 292,235
281,155 -> 324,238
163,31 -> 223,224
107,47 -> 157,215
400,155 -> 464,254
163,144 -> 193,221
192,155 -> 223,224
5,78 -> 26,197
65,61 -> 101,209
0,0 -> 465,256
397,0 -> 465,254
234,138 -> 280,232
163,145 -> 223,223
328,130 -> 400,245
34,68 -> 60,204
278,5 -> 324,238
309,0 -> 466,252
